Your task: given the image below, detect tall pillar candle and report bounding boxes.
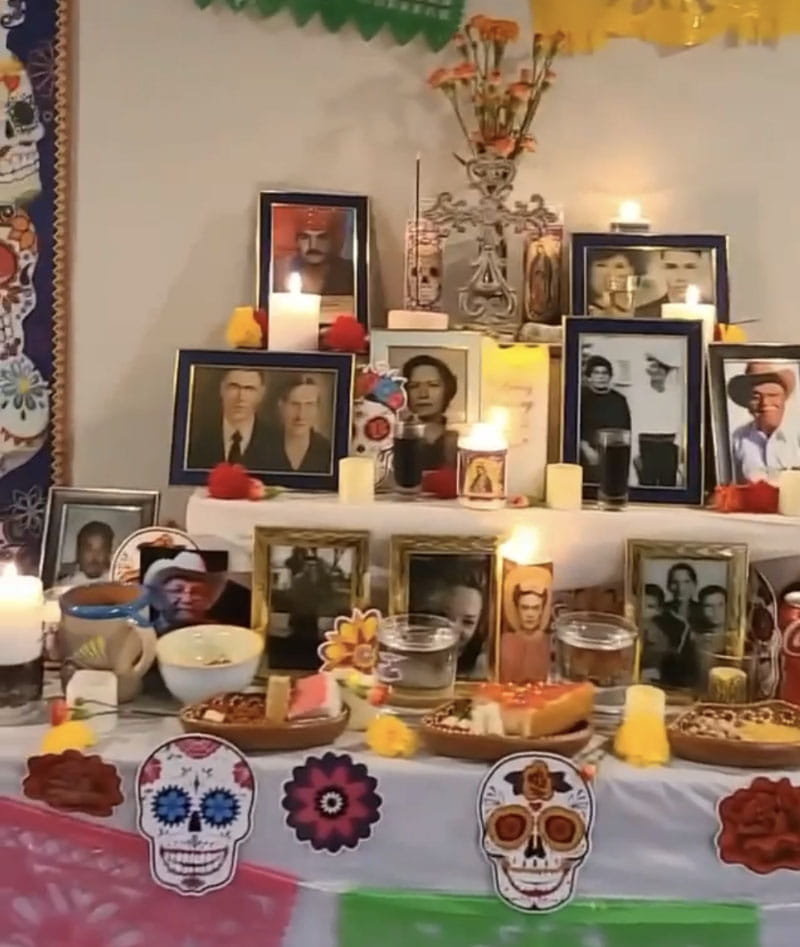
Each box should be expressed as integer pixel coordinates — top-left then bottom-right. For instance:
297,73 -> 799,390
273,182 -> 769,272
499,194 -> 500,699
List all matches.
779,469 -> 800,515
661,285 -> 716,347
268,272 -> 321,352
545,463 -> 583,510
0,564 -> 44,723
339,456 -> 375,504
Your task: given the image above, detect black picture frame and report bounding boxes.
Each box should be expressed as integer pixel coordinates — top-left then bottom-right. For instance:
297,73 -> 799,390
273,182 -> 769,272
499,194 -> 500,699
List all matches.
562,316 -> 705,506
708,342 -> 800,486
257,190 -> 370,331
169,348 -> 355,491
570,232 -> 730,323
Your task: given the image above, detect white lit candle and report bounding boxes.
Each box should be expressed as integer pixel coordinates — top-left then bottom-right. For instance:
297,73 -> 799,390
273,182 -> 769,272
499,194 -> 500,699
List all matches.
339,456 -> 376,504
545,463 -> 583,510
457,422 -> 508,509
661,284 -> 716,347
268,272 -> 321,352
610,200 -> 650,233
0,564 -> 44,664
778,470 -> 800,516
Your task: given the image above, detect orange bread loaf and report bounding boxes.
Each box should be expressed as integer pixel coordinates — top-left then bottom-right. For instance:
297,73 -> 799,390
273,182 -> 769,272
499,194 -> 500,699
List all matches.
476,681 -> 595,738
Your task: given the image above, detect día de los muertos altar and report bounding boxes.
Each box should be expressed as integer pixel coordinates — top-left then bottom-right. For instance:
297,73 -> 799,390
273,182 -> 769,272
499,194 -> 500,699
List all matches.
0,0 -> 69,567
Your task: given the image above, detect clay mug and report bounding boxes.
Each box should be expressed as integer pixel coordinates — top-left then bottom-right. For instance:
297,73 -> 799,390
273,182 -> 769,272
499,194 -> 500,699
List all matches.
58,582 -> 157,702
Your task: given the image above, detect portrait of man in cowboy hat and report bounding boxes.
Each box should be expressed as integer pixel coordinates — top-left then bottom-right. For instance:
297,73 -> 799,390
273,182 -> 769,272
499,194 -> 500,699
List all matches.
630,345 -> 686,487
727,360 -> 800,484
143,549 -> 228,636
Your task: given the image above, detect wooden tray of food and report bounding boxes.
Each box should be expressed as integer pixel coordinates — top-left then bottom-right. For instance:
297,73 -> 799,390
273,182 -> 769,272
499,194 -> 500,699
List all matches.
668,700 -> 800,768
180,688 -> 349,752
420,698 -> 593,763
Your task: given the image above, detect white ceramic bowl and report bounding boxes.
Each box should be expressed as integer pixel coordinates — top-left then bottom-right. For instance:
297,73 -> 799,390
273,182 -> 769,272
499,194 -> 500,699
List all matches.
156,624 -> 264,706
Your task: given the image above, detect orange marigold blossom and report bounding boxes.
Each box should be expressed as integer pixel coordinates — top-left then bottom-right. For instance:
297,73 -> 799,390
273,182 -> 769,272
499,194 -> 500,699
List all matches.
490,136 -> 515,158
452,61 -> 477,80
509,81 -> 531,100
467,14 -> 488,31
490,19 -> 520,42
427,66 -> 453,88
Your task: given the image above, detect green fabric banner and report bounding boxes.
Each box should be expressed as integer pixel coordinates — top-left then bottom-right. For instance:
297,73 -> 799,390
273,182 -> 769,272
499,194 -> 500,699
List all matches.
193,0 -> 465,50
339,891 -> 760,947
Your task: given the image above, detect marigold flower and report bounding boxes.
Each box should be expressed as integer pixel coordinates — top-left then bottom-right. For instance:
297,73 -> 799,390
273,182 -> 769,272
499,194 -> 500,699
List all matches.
490,19 -> 520,42
366,714 -> 418,758
467,14 -> 489,32
427,66 -> 454,89
520,135 -> 537,152
489,136 -> 515,158
452,61 -> 477,81
508,81 -> 531,101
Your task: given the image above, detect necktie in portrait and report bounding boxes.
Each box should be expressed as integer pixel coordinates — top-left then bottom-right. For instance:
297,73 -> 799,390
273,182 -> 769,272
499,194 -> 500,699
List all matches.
228,430 -> 242,463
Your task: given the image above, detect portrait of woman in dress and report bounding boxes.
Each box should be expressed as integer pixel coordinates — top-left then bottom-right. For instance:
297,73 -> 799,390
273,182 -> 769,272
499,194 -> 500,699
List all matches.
402,354 -> 459,470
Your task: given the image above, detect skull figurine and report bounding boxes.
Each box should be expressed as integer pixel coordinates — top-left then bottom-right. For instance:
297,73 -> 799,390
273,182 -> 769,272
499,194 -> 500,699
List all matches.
478,752 -> 594,913
136,736 -> 256,896
0,61 -> 44,206
404,222 -> 443,311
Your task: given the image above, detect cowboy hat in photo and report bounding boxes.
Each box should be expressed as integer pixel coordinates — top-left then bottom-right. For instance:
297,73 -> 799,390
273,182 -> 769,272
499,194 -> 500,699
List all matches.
727,361 -> 797,409
143,550 -> 226,607
644,345 -> 680,372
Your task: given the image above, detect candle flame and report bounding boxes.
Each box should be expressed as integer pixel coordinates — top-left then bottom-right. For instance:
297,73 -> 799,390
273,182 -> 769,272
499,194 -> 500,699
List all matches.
486,406 -> 510,434
685,284 -> 700,306
2,562 -> 17,579
287,271 -> 302,294
618,200 -> 642,223
462,421 -> 507,451
499,526 -> 541,566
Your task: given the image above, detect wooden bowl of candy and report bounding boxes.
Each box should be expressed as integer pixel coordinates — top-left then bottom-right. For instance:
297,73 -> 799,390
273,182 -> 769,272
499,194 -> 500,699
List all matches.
179,673 -> 348,752
668,700 -> 800,768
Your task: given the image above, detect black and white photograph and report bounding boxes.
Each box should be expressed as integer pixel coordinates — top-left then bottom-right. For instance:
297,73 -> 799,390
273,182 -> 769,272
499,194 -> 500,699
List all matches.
40,487 -> 160,590
253,528 -> 369,671
709,344 -> 800,486
391,535 -> 499,681
627,541 -> 748,692
562,317 -> 704,505
570,233 -> 729,322
140,547 -> 250,637
257,191 -> 370,330
371,330 -> 482,471
169,350 -> 355,490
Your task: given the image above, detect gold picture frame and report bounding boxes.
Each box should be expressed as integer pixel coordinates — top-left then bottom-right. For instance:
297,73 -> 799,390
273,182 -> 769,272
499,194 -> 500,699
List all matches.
252,527 -> 370,675
389,534 -> 501,683
625,539 -> 749,696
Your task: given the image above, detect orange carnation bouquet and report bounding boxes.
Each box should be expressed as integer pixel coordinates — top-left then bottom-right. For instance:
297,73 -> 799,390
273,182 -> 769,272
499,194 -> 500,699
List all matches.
428,14 -> 564,164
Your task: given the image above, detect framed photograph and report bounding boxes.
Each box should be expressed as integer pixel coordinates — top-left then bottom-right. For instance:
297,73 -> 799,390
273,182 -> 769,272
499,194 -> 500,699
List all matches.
570,233 -> 729,322
562,316 -> 705,505
708,343 -> 800,486
371,330 -> 482,471
257,190 -> 369,331
40,488 -> 160,590
626,540 -> 749,693
169,349 -> 355,490
390,534 -> 499,682
498,560 -> 554,684
252,528 -> 370,673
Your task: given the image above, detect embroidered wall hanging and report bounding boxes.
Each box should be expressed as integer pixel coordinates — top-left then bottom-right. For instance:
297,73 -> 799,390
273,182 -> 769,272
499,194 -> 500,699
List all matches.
193,0 -> 465,50
0,0 -> 69,569
533,0 -> 800,53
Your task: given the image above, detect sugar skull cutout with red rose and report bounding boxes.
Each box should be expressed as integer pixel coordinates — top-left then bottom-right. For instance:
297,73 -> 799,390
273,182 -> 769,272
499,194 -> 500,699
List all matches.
351,364 -> 407,488
478,752 -> 595,913
136,735 -> 256,896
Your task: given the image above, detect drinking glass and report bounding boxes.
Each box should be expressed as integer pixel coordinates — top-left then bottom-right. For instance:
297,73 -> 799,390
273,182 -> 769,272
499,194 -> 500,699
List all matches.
597,428 -> 631,510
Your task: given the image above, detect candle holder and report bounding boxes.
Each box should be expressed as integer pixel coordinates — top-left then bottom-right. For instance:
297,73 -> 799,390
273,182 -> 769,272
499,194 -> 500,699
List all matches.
0,568 -> 46,724
457,423 -> 508,509
0,641 -> 44,724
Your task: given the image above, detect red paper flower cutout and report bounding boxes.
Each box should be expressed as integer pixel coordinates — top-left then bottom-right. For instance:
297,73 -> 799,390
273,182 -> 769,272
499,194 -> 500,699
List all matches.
23,751 -> 123,818
208,462 -> 251,499
422,467 -> 458,499
322,315 -> 367,354
711,482 -> 779,514
717,776 -> 800,874
281,751 -> 381,853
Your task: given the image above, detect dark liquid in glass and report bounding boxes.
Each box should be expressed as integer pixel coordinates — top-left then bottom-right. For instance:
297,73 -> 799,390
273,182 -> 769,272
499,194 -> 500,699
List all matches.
393,436 -> 423,492
598,442 -> 631,509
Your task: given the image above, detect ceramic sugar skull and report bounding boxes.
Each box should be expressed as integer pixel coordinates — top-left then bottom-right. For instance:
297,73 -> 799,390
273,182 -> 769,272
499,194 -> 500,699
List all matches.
478,752 -> 594,913
0,207 -> 37,358
0,60 -> 43,206
136,735 -> 256,896
352,364 -> 406,488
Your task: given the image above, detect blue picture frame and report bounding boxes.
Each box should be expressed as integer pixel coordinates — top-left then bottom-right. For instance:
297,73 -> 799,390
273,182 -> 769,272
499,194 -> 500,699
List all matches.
570,232 -> 729,323
169,349 -> 355,491
257,190 -> 370,331
562,317 -> 705,506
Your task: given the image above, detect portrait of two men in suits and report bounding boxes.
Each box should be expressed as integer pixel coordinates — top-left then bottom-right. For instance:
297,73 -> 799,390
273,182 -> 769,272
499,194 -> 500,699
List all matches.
184,366 -> 335,476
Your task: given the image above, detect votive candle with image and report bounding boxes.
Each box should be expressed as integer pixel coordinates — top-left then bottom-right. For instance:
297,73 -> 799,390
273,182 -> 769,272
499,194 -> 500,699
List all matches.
457,422 -> 508,510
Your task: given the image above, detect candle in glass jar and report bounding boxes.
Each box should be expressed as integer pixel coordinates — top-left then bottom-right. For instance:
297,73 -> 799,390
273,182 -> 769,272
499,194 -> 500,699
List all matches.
778,469 -> 800,515
545,463 -> 583,510
662,285 -> 716,347
268,272 -> 321,351
339,456 -> 375,504
0,564 -> 43,664
457,422 -> 508,509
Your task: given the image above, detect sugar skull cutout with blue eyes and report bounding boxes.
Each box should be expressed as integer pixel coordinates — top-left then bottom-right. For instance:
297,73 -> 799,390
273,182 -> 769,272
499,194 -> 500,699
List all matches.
136,736 -> 256,896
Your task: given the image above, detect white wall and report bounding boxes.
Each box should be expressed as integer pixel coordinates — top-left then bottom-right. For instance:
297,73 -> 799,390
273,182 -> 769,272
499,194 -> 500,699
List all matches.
72,0 -> 800,521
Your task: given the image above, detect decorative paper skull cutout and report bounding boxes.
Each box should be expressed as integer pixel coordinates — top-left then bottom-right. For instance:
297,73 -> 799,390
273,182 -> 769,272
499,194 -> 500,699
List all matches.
478,752 -> 595,913
404,221 -> 443,311
0,351 -> 47,478
136,735 -> 256,896
0,61 -> 43,206
352,364 -> 406,488
0,207 -> 37,358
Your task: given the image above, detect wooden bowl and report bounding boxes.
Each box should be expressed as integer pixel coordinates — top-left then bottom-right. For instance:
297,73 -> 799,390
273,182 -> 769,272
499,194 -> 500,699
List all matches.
420,699 -> 593,763
668,700 -> 800,768
179,703 -> 349,752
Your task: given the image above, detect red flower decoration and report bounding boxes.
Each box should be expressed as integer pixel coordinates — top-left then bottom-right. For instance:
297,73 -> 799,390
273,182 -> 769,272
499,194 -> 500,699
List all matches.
281,751 -> 382,853
322,315 -> 367,354
23,751 -> 123,818
175,737 -> 224,760
208,462 -> 251,499
139,758 -> 162,784
422,467 -> 458,499
711,482 -> 779,514
717,776 -> 800,874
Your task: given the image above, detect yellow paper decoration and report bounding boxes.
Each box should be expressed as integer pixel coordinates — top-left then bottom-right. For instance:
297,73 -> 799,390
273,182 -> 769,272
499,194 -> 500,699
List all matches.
532,0 -> 800,52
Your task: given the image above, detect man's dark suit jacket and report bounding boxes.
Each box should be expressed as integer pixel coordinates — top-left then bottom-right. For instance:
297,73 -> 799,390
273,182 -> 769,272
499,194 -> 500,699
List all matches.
187,418 -> 273,471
